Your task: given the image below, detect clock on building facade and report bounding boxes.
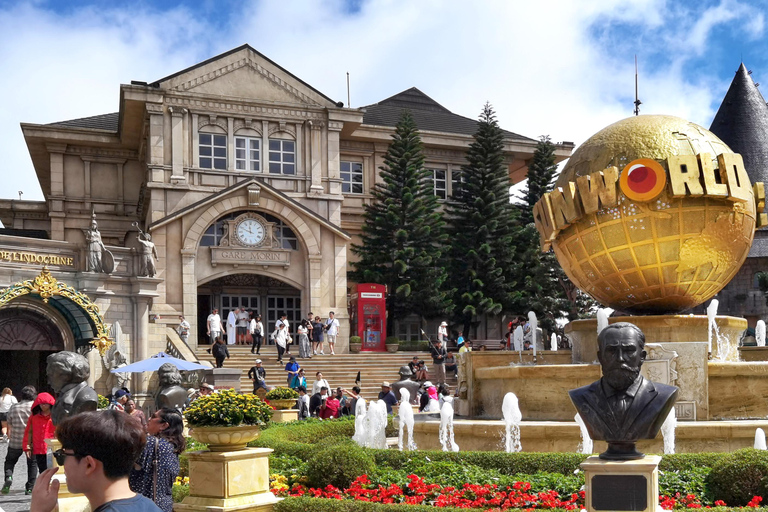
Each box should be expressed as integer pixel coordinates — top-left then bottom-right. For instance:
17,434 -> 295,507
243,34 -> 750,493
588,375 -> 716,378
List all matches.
210,212 -> 290,268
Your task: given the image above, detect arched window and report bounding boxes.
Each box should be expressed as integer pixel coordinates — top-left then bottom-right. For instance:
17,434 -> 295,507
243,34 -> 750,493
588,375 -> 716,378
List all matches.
234,128 -> 261,172
268,132 -> 296,175
199,126 -> 227,170
200,211 -> 299,250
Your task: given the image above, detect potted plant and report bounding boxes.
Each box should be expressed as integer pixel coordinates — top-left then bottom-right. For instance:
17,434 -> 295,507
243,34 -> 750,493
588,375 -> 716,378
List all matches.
349,336 -> 362,353
265,387 -> 299,410
184,388 -> 273,451
385,336 -> 400,353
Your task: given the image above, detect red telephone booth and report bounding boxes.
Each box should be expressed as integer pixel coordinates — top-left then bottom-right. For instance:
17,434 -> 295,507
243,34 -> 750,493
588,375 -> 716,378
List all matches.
357,284 -> 387,352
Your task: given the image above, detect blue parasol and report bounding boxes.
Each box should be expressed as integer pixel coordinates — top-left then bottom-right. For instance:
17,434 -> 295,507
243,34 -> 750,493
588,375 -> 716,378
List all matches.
111,352 -> 209,373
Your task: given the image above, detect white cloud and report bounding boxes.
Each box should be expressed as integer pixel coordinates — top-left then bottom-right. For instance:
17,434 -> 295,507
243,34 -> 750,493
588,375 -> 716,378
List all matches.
0,0 -> 765,204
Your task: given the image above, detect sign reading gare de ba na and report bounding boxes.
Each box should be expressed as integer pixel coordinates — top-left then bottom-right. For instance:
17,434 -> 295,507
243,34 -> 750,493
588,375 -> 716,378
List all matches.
533,115 -> 766,314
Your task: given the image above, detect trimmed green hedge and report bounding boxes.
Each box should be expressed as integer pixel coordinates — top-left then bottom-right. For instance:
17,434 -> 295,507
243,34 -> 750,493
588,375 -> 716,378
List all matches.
368,450 -> 588,475
706,449 -> 768,506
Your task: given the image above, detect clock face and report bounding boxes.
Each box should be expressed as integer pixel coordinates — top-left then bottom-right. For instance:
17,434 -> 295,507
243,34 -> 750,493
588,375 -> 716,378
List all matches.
236,219 -> 266,246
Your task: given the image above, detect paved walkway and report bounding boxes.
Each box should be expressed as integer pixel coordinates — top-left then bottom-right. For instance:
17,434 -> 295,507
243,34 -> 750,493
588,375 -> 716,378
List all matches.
0,441 -> 32,512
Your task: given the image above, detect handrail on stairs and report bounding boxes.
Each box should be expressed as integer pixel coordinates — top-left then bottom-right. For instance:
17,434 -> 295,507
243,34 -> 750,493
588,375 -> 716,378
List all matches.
166,327 -> 200,362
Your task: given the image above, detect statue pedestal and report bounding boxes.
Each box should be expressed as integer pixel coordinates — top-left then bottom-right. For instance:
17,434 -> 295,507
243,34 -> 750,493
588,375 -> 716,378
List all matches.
45,439 -> 91,512
581,455 -> 661,512
270,409 -> 298,423
175,447 -> 278,512
203,368 -> 243,392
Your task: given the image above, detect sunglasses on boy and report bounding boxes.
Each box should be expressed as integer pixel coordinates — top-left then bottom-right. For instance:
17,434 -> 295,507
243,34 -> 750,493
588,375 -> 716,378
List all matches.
52,448 -> 83,466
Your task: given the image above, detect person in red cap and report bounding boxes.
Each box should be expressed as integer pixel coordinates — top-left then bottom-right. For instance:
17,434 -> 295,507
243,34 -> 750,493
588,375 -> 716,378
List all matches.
23,393 -> 56,480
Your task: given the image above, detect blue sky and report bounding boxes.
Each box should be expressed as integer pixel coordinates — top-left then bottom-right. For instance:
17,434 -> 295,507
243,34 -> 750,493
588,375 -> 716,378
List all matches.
1,0 -> 767,201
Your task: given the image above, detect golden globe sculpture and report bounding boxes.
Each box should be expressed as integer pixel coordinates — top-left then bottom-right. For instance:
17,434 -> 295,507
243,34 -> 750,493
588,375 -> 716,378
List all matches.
533,115 -> 767,314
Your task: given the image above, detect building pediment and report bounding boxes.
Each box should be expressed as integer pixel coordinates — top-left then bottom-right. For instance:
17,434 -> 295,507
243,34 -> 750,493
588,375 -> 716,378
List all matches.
151,45 -> 339,108
148,177 -> 350,243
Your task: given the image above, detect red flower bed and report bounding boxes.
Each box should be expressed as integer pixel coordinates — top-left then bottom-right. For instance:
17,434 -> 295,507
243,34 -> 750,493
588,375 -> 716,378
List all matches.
275,474 -> 586,510
274,474 -> 768,510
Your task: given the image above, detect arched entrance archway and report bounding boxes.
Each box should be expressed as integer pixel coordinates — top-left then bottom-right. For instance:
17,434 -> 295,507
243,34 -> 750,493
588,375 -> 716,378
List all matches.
196,273 -> 303,345
0,307 -> 65,394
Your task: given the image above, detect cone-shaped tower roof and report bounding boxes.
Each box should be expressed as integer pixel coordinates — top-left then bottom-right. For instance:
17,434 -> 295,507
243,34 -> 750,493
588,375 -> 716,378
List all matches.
710,63 -> 768,186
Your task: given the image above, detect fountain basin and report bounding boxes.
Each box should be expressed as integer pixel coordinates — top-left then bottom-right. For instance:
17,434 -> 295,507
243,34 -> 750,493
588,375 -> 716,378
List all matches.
412,419 -> 768,453
567,315 -> 745,363
709,361 -> 768,419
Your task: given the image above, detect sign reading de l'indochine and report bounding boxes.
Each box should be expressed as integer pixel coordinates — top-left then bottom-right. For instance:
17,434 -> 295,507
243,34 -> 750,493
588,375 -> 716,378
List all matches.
0,250 -> 75,267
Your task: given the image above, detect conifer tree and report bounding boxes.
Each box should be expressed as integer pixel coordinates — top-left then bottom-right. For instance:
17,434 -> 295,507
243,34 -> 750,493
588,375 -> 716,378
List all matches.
350,111 -> 451,335
445,103 -> 519,336
518,136 -> 558,225
512,136 -> 595,333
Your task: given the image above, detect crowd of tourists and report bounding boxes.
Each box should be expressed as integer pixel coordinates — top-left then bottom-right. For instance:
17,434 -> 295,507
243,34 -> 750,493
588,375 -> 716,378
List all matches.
1,385 -> 184,512
203,309 -> 341,366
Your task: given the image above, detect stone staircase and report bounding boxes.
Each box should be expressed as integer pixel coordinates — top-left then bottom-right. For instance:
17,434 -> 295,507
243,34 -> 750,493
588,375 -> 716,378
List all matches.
193,345 -> 458,399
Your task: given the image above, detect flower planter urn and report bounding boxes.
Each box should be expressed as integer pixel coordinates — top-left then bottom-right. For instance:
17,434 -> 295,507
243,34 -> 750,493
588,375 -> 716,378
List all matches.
349,342 -> 362,353
187,424 -> 261,452
269,399 -> 296,410
386,343 -> 399,353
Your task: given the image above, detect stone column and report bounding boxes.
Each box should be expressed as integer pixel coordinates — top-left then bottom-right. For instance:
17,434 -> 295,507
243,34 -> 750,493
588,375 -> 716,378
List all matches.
169,106 -> 188,184
82,157 -> 92,211
147,103 -> 165,182
227,116 -> 235,173
47,143 -> 67,240
327,121 -> 343,195
192,113 -> 200,169
309,121 -> 324,193
261,120 -> 270,174
182,249 -> 198,348
117,161 -> 125,214
132,294 -> 151,396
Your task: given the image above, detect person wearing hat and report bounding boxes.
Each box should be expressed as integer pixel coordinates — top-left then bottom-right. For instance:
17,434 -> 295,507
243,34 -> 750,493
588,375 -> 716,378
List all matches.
284,357 -> 300,387
248,360 -> 268,392
108,389 -> 130,412
430,338 -> 448,386
419,381 -> 439,412
199,383 -> 215,396
438,321 -> 448,344
378,382 -> 397,415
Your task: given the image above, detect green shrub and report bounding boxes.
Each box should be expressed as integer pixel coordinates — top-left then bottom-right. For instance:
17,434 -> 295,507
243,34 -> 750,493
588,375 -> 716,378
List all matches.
306,444 -> 375,489
706,448 -> 768,506
274,497 -> 488,512
659,467 -> 710,499
398,340 -> 430,351
172,483 -> 189,503
367,449 -> 588,475
385,336 -> 400,345
659,453 -> 726,472
349,336 -> 361,344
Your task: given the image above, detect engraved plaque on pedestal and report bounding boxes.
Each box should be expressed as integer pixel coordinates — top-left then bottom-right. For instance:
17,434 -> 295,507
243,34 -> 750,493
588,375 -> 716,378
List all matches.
592,475 -> 648,511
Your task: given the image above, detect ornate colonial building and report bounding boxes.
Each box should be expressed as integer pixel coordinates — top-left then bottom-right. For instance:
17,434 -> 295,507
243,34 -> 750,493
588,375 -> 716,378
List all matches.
0,45 -> 572,397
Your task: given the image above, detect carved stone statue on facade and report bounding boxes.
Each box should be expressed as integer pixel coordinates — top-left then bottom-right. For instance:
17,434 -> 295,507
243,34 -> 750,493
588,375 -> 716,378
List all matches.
85,215 -> 106,273
103,322 -> 130,394
155,362 -> 187,411
568,322 -> 678,460
137,232 -> 159,277
392,366 -> 422,405
47,351 -> 99,425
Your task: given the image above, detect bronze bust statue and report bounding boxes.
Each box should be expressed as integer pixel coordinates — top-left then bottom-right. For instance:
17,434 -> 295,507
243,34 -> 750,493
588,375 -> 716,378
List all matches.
155,363 -> 187,411
569,322 -> 678,460
392,366 -> 421,404
47,352 -> 98,426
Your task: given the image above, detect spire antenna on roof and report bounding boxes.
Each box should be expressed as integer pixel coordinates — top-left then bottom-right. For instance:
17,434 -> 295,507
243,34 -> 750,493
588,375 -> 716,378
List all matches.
634,55 -> 642,116
347,72 -> 351,108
